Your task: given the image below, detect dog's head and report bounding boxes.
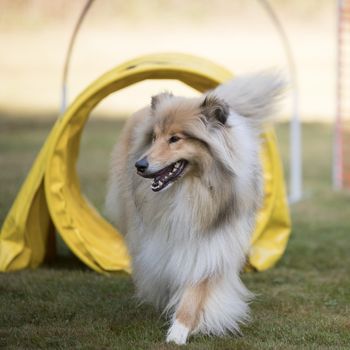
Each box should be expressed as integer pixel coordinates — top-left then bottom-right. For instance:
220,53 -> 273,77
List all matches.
135,92 -> 230,192
135,72 -> 285,193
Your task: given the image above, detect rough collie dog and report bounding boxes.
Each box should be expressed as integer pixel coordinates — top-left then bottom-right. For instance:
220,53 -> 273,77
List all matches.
105,72 -> 284,345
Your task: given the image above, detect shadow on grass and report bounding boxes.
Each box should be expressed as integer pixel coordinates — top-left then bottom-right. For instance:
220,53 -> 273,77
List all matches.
44,253 -> 88,272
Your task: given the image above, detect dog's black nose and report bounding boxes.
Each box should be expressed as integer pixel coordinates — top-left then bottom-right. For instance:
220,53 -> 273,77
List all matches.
135,156 -> 149,173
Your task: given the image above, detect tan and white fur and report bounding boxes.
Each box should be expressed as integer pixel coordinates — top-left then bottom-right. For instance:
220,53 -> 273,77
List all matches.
105,72 -> 284,345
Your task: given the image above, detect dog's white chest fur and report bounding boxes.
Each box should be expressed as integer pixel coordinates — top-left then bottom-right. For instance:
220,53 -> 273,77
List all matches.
128,181 -> 252,311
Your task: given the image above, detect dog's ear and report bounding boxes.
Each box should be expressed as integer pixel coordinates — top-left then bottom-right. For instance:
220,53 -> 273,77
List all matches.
200,95 -> 229,126
151,92 -> 173,110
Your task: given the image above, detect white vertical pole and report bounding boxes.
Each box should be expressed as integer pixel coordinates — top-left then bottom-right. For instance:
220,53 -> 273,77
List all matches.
258,0 -> 302,203
289,87 -> 302,203
60,0 -> 95,115
60,84 -> 67,114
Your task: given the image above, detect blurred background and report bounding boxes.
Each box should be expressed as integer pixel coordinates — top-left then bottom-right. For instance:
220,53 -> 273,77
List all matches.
0,0 -> 340,221
0,0 -> 334,120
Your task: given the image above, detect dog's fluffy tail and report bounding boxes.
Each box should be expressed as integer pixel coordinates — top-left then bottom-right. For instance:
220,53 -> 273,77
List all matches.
213,71 -> 286,122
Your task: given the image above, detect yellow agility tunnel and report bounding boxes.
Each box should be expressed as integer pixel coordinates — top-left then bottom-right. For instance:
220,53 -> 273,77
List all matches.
0,53 -> 291,274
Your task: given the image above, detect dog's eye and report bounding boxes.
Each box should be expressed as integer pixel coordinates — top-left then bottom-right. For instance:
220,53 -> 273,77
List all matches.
168,135 -> 180,144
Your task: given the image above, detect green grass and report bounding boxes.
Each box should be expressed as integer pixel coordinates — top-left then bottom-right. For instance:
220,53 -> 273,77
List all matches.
0,116 -> 350,349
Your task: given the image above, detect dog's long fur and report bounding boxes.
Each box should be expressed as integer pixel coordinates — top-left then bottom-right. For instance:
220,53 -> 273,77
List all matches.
105,72 -> 284,344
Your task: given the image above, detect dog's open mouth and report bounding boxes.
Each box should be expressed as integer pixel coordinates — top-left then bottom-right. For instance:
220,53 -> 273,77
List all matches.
140,160 -> 188,192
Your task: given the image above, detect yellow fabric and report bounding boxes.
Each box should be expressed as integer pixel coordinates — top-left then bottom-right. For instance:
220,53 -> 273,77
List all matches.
0,53 -> 291,273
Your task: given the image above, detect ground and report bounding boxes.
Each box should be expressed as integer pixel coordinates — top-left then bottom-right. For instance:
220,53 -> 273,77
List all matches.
0,117 -> 349,349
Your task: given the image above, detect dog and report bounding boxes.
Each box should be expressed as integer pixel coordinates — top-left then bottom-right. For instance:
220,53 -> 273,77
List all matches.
105,72 -> 284,345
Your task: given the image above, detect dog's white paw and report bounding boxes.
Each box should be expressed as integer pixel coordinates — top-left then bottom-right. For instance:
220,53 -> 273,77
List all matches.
166,320 -> 189,345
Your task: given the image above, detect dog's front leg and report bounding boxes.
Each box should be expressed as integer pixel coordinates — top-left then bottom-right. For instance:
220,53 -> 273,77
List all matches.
166,279 -> 208,345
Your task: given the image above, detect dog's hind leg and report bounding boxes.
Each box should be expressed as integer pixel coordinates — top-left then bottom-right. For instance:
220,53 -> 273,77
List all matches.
166,280 -> 208,345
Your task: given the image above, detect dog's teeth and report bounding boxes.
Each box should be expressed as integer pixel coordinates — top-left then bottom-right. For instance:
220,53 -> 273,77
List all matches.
159,181 -> 163,186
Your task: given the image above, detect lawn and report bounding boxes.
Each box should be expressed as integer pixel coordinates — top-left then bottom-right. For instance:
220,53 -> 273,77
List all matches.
0,116 -> 349,349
